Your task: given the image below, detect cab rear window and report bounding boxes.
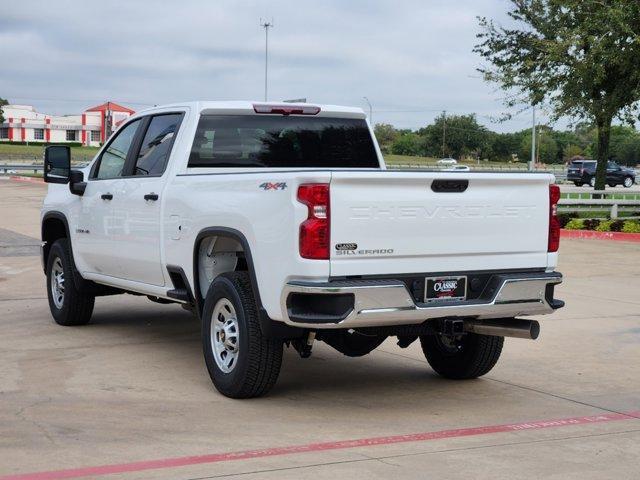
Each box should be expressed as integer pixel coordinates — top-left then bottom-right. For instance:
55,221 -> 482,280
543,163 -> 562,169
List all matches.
188,115 -> 379,169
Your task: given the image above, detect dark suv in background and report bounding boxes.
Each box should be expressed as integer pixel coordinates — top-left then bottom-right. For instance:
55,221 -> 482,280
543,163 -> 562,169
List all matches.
567,160 -> 636,188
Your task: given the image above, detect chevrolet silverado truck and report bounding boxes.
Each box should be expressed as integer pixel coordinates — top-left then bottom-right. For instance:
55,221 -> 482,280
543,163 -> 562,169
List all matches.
41,101 -> 564,398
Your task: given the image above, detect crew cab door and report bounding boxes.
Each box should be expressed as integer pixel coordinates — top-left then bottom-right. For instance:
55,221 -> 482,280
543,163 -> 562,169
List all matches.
73,118 -> 143,277
109,113 -> 184,286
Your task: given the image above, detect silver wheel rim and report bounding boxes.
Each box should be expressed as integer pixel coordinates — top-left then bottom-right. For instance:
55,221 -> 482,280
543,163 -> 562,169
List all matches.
590,177 -> 596,187
624,177 -> 632,187
50,257 -> 65,309
210,298 -> 240,373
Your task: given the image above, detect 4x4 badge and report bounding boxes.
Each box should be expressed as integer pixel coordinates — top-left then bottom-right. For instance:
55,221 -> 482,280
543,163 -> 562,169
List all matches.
259,182 -> 287,191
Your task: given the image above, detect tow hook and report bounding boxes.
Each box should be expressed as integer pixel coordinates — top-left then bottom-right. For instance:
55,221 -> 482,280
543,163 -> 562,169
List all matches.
293,331 -> 316,358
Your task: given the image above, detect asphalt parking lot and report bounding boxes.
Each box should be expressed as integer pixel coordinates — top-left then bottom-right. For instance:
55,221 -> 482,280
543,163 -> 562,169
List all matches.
1,179 -> 639,480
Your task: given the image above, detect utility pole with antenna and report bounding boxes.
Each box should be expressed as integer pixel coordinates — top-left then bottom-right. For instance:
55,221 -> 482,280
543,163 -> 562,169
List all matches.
441,110 -> 447,158
260,18 -> 274,101
363,96 -> 372,124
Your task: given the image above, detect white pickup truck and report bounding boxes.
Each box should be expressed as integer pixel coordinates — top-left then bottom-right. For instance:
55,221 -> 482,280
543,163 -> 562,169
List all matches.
41,101 -> 564,398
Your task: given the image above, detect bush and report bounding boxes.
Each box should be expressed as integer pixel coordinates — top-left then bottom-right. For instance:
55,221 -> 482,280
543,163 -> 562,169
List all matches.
610,220 -> 625,232
583,218 -> 601,230
558,212 -> 579,228
596,220 -> 612,232
565,219 -> 585,230
622,220 -> 640,233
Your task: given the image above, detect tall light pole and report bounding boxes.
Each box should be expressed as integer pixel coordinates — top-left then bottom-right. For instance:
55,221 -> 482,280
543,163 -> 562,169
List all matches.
363,96 -> 372,124
442,110 -> 447,158
260,19 -> 274,101
530,105 -> 536,171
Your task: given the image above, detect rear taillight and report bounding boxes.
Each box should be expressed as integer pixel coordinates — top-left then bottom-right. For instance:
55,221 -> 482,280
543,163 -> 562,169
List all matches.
297,183 -> 330,259
548,184 -> 561,252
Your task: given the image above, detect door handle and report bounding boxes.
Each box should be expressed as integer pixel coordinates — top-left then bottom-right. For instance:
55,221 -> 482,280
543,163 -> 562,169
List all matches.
144,193 -> 159,201
101,193 -> 113,200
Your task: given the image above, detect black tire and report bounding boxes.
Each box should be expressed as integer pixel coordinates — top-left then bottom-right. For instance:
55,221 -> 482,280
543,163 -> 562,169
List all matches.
623,176 -> 634,188
420,333 -> 504,379
573,181 -> 583,187
201,271 -> 283,398
46,238 -> 95,326
608,182 -> 617,188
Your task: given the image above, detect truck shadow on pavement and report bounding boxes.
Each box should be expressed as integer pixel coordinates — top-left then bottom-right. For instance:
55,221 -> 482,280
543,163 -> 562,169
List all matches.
84,298 -> 511,406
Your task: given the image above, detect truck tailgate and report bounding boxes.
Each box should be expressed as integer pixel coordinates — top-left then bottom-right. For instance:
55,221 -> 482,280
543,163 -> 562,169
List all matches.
329,171 -> 552,277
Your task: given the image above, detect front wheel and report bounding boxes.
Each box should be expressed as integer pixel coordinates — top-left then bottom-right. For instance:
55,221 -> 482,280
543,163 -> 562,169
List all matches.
589,177 -> 596,188
201,271 -> 283,398
420,333 -> 504,379
623,176 -> 634,188
46,238 -> 95,326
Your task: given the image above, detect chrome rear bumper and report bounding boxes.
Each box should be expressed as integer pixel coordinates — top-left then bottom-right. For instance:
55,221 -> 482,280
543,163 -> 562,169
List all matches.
281,272 -> 563,329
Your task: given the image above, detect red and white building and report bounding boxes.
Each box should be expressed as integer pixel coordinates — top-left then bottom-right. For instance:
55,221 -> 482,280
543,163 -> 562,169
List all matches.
0,102 -> 135,146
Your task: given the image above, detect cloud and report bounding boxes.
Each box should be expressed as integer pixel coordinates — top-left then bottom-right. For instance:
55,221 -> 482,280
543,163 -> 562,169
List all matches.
0,0 -> 545,131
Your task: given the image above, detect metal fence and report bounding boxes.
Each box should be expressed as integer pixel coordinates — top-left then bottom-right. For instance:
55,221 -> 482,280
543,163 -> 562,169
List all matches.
0,162 -> 90,174
0,163 -> 44,174
559,191 -> 640,219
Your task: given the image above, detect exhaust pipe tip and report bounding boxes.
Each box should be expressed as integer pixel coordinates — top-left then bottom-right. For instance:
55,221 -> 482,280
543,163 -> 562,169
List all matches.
464,319 -> 540,340
529,320 -> 540,340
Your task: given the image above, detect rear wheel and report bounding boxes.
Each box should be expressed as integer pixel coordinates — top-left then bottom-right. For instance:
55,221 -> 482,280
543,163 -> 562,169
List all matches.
589,177 -> 596,188
420,333 -> 503,379
46,239 -> 95,326
623,176 -> 634,188
573,181 -> 583,187
201,271 -> 283,398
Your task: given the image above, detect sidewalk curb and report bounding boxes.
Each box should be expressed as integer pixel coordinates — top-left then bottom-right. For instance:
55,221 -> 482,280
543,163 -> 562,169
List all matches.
561,229 -> 640,243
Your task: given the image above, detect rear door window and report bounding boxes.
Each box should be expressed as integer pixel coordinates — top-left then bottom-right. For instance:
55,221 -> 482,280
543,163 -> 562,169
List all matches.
188,115 -> 379,168
134,113 -> 183,176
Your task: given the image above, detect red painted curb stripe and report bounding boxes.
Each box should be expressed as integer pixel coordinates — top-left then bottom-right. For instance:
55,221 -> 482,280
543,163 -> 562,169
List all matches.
2,411 -> 638,480
561,229 -> 640,242
8,176 -> 45,184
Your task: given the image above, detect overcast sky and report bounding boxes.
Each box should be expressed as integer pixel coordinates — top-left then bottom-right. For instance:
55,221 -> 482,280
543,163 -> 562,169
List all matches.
0,0 -> 548,132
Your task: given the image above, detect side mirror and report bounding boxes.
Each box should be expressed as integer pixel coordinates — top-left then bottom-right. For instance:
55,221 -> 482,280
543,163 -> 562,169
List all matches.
69,170 -> 87,196
44,145 -> 71,184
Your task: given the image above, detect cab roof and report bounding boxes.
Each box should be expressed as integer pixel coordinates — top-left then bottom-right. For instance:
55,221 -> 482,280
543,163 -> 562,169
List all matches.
136,101 -> 367,119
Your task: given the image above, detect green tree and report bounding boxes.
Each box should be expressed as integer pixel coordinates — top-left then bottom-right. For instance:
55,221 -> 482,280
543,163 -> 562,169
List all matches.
563,144 -> 584,161
520,128 -> 559,164
373,123 -> 399,153
418,113 -> 491,159
0,98 -> 8,124
475,0 -> 640,189
490,131 -> 527,161
608,125 -> 640,165
391,133 -> 422,156
374,123 -> 398,145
